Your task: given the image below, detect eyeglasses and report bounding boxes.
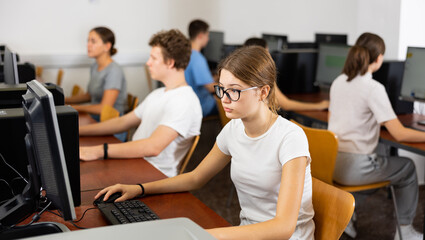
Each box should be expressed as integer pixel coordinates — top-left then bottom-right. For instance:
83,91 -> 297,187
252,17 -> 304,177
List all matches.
214,85 -> 258,102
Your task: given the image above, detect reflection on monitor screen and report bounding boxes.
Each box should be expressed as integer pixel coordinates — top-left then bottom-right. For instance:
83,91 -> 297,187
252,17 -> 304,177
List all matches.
400,47 -> 425,102
315,44 -> 351,86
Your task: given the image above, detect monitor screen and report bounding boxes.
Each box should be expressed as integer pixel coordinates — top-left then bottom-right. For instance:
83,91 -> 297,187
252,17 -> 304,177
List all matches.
202,31 -> 224,63
22,80 -> 76,221
3,47 -> 19,85
315,44 -> 351,86
315,33 -> 347,45
400,47 -> 425,102
262,34 -> 288,52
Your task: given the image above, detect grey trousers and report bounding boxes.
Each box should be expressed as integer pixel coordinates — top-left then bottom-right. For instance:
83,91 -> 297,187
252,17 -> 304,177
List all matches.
333,151 -> 419,225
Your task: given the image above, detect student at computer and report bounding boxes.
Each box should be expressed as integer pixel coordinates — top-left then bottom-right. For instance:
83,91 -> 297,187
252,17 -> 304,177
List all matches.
79,29 -> 202,178
184,19 -> 218,117
328,32 -> 425,240
65,27 -> 127,119
244,37 -> 329,111
96,46 -> 315,239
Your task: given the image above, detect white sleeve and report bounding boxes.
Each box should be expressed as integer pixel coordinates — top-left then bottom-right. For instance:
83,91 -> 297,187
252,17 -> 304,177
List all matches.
158,93 -> 201,138
216,120 -> 232,156
368,84 -> 397,124
278,125 -> 311,166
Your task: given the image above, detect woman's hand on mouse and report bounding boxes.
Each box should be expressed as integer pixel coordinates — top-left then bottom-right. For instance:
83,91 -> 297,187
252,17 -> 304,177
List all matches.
95,184 -> 143,202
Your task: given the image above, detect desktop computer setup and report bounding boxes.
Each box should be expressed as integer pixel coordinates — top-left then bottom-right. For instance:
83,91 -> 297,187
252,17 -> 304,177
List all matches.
0,80 -> 215,239
0,80 -> 76,239
0,46 -> 36,84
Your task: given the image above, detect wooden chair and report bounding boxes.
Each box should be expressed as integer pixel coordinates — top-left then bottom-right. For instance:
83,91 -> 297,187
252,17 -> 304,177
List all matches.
35,66 -> 43,78
214,95 -> 230,127
291,119 -> 402,239
71,84 -> 83,96
100,105 -> 119,122
178,135 -> 200,175
125,94 -> 140,141
312,177 -> 355,240
56,68 -> 64,86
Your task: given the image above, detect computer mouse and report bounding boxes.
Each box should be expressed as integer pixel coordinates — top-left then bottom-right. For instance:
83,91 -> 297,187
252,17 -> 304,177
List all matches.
93,192 -> 122,206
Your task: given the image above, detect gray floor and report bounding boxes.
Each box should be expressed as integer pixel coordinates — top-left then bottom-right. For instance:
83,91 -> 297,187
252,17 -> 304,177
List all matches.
186,118 -> 425,240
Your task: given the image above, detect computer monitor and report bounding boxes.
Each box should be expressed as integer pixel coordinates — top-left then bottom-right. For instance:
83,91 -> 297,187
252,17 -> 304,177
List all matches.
202,31 -> 224,63
315,33 -> 348,45
315,44 -> 351,86
262,33 -> 288,52
286,42 -> 317,49
0,80 -> 75,232
400,47 -> 425,103
222,44 -> 242,59
3,47 -> 19,84
373,61 -> 413,114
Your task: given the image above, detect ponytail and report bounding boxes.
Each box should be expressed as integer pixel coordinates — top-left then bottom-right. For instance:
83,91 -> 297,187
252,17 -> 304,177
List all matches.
342,46 -> 370,81
343,32 -> 386,82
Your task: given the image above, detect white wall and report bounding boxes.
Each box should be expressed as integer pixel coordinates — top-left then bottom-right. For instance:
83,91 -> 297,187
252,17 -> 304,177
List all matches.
356,0 -> 402,60
399,0 -> 425,59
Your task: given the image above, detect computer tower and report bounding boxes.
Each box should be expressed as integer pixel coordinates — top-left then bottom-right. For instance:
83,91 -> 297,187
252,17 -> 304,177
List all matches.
0,82 -> 64,109
0,106 -> 80,206
373,61 -> 413,114
272,50 -> 319,94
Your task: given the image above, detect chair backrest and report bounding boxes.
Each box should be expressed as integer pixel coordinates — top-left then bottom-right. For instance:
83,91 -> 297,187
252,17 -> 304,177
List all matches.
100,105 -> 120,122
179,135 -> 200,175
56,68 -> 64,86
290,120 -> 338,185
312,177 -> 355,240
36,66 -> 43,78
144,64 -> 153,92
71,84 -> 83,96
214,96 -> 230,127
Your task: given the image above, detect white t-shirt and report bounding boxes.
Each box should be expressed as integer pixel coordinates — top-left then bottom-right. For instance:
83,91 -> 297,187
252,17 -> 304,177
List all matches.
133,86 -> 202,177
216,116 -> 314,240
329,73 -> 397,154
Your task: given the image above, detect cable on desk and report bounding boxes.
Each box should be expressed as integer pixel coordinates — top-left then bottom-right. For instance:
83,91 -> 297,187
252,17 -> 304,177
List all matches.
46,207 -> 97,229
0,152 -> 28,184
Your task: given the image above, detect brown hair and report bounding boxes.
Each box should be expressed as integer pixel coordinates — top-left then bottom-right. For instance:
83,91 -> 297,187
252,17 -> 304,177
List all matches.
244,38 -> 267,48
218,46 -> 279,113
343,32 -> 385,81
91,27 -> 117,56
149,29 -> 191,70
188,19 -> 209,40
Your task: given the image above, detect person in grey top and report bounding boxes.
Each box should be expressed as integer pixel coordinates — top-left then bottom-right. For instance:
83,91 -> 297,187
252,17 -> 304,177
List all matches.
65,27 -> 127,118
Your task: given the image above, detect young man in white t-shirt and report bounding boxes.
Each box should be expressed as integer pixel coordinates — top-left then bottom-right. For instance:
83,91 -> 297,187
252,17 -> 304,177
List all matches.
79,29 -> 202,178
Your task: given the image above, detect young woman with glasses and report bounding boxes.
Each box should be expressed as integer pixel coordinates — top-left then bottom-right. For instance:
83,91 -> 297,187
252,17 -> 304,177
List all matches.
95,46 -> 314,240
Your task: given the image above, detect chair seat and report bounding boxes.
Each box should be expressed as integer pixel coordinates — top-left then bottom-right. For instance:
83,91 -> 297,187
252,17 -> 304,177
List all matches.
333,181 -> 390,193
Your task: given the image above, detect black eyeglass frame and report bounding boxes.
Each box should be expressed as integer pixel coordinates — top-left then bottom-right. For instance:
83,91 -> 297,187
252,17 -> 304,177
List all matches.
214,85 -> 258,102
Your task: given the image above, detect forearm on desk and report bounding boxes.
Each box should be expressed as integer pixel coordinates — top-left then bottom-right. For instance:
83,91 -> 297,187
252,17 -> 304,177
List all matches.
385,118 -> 425,142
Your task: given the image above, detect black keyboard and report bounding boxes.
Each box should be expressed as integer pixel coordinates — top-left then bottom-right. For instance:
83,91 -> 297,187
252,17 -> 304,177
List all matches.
96,200 -> 160,225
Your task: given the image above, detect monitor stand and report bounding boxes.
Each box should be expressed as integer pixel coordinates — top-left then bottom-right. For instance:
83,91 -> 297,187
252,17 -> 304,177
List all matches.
1,222 -> 70,239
